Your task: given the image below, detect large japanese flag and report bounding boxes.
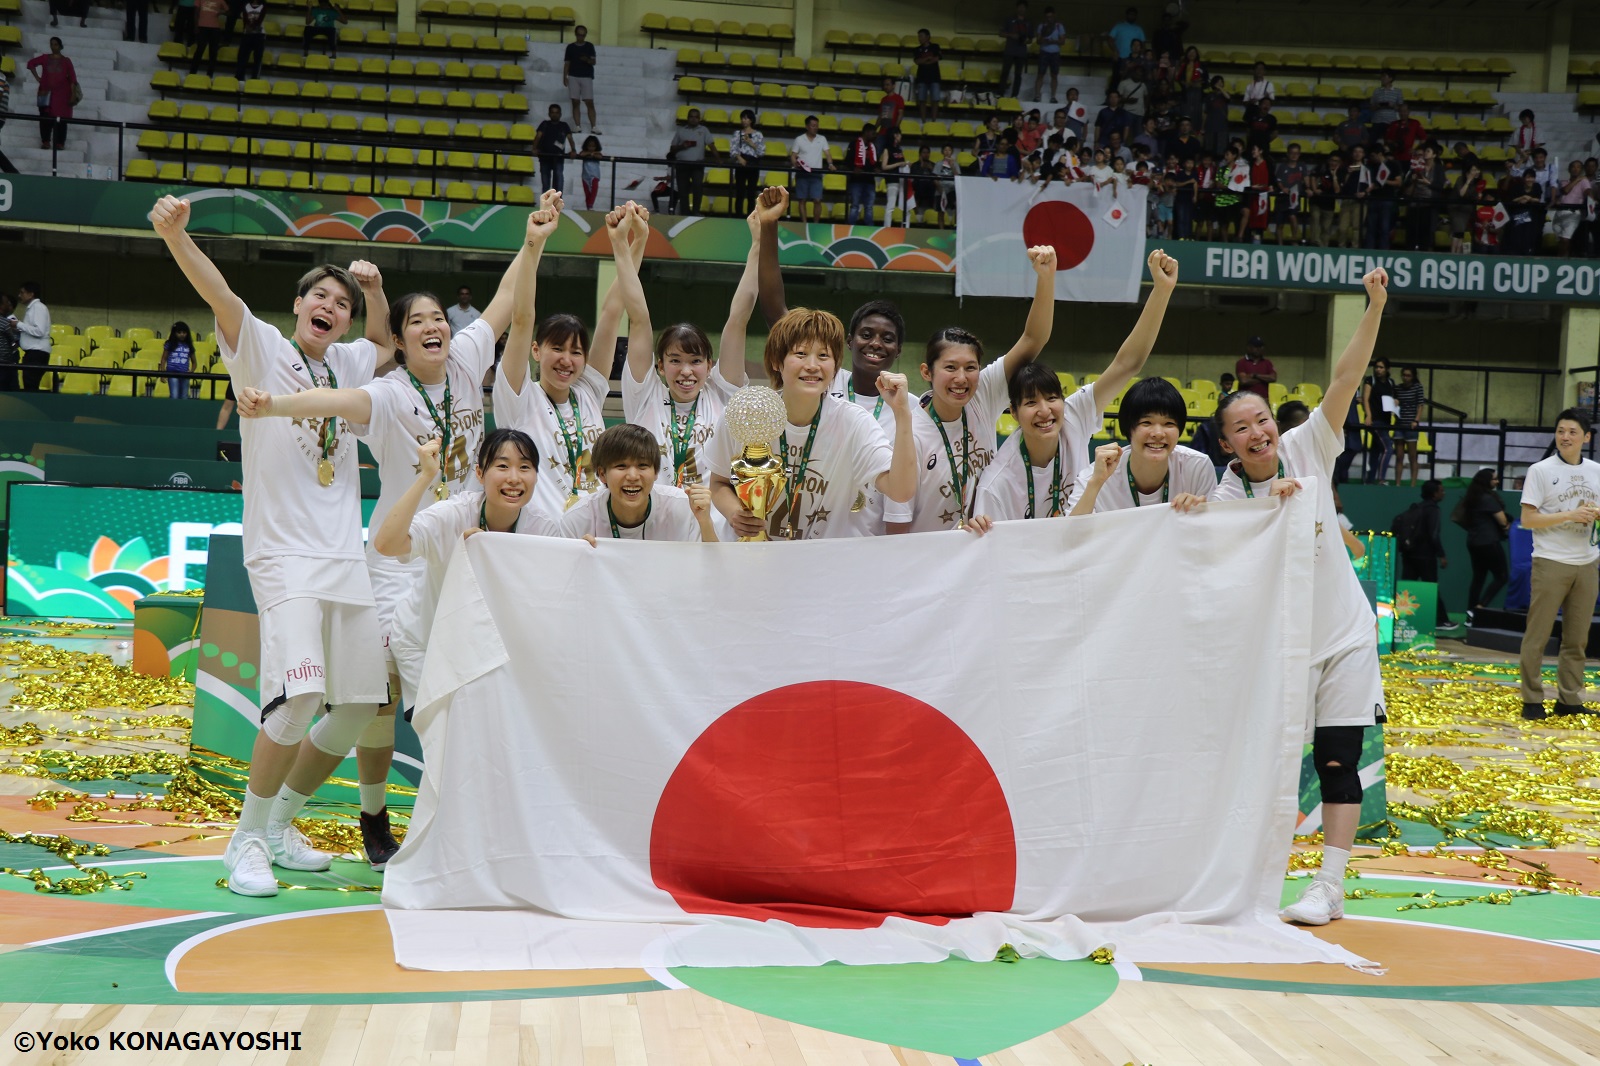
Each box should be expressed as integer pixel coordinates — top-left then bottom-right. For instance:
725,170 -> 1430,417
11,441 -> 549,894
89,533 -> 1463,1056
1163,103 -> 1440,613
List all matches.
384,492 -> 1367,972
955,178 -> 1149,303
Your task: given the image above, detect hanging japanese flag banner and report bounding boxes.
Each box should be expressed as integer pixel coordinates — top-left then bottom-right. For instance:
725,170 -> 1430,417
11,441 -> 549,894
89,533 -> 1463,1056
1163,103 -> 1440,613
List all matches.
955,178 -> 1149,302
1102,200 -> 1128,227
384,493 -> 1368,974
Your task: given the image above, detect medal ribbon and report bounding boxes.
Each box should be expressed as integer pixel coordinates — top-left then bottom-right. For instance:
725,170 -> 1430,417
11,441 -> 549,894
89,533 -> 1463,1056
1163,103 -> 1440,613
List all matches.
846,377 -> 885,420
666,395 -> 698,486
551,393 -> 585,497
406,368 -> 453,496
1240,459 -> 1287,498
1020,435 -> 1062,519
782,401 -> 824,539
1127,459 -> 1169,506
608,495 -> 653,540
292,340 -> 338,471
929,405 -> 972,525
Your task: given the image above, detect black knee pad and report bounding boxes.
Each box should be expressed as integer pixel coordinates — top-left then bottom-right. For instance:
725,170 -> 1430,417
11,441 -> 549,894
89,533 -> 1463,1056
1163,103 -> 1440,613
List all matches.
1313,725 -> 1365,805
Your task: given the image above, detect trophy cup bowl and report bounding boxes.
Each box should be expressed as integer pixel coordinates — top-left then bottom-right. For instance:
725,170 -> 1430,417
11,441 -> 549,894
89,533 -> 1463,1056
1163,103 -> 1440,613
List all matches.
725,386 -> 789,542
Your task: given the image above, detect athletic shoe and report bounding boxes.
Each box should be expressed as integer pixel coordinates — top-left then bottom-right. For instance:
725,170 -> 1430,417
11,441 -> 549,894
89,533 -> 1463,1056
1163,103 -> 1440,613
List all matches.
224,830 -> 279,897
1279,878 -> 1344,925
1553,702 -> 1588,716
360,808 -> 402,870
267,821 -> 333,871
1436,623 -> 1467,639
1523,702 -> 1548,720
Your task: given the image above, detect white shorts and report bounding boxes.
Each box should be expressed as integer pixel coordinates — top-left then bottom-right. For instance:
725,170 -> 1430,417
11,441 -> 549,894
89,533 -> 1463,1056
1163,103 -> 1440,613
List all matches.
367,557 -> 423,669
1553,213 -> 1581,240
388,599 -> 426,718
568,76 -> 593,100
1305,639 -> 1385,737
257,596 -> 389,712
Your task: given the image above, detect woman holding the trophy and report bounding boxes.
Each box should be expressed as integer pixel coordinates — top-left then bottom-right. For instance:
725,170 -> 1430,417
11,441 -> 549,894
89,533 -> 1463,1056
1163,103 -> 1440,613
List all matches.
904,245 -> 1059,533
620,206 -> 757,488
704,308 -> 919,540
494,193 -> 633,518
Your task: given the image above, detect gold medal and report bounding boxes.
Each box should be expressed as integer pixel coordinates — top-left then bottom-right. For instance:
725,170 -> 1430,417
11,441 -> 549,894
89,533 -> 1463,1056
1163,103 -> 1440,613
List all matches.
434,481 -> 450,501
564,492 -> 580,512
851,491 -> 866,513
955,516 -> 966,531
317,458 -> 335,487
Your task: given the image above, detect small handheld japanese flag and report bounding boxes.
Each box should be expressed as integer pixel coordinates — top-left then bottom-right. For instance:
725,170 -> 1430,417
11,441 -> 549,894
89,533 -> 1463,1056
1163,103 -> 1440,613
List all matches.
1228,162 -> 1250,191
1069,102 -> 1087,123
1102,201 -> 1128,227
1490,202 -> 1510,230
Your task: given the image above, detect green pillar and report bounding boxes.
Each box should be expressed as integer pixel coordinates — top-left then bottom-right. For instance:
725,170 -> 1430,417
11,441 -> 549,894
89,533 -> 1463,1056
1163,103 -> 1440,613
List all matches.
598,0 -> 619,46
1324,292 -> 1365,389
1547,0 -> 1573,92
595,259 -> 623,336
397,0 -> 416,34
1559,306 -> 1600,408
793,0 -> 814,61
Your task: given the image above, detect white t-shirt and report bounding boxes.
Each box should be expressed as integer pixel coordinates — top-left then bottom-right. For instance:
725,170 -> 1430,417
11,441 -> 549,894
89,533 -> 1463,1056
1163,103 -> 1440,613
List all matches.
445,304 -> 480,335
907,359 -> 1014,533
972,386 -> 1102,522
558,483 -> 710,541
1067,445 -> 1218,512
395,490 -> 559,649
791,133 -> 829,170
1521,454 -> 1600,565
622,363 -> 738,486
831,366 -> 909,528
1243,79 -> 1275,103
1210,406 -> 1373,661
703,394 -> 892,539
218,309 -> 379,607
491,364 -> 608,518
356,317 -> 498,572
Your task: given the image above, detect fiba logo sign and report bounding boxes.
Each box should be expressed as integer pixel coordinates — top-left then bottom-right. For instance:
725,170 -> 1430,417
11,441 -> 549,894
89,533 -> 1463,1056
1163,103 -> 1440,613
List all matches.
168,472 -> 193,487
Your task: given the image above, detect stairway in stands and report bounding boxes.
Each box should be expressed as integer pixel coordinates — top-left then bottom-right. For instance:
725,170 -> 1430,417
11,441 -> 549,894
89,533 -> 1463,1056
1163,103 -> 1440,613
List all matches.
1497,91 -> 1597,166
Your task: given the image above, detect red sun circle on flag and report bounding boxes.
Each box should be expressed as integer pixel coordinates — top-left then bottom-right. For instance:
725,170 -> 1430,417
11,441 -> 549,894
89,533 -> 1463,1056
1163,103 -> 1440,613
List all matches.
1021,200 -> 1095,270
649,681 -> 1017,929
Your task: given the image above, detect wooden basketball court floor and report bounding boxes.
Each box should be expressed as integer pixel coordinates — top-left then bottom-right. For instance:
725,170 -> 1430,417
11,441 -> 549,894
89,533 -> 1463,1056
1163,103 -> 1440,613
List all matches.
1,627 -> 1597,1065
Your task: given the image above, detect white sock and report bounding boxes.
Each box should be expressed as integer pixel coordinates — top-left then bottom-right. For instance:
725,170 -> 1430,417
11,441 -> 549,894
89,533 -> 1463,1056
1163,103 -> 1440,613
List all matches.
267,785 -> 312,829
1317,845 -> 1351,885
359,781 -> 387,817
238,788 -> 273,834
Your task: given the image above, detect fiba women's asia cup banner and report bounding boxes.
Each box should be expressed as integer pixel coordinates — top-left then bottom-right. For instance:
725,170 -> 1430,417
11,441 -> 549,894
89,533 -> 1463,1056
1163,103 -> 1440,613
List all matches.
955,179 -> 1149,303
383,494 -> 1368,974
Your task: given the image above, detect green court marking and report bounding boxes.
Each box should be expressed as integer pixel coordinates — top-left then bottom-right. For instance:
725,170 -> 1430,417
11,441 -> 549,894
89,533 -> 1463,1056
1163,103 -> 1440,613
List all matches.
1143,969 -> 1600,1007
1299,876 -> 1600,942
672,956 -> 1117,1059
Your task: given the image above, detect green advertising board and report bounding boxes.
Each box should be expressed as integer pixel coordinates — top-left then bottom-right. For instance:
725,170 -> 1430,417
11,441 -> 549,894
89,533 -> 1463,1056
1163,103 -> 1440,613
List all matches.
1394,580 -> 1439,652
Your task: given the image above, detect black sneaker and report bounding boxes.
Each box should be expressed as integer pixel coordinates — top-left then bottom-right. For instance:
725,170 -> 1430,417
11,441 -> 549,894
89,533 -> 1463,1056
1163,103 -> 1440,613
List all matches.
1522,702 -> 1548,720
1553,702 -> 1588,716
360,809 -> 401,870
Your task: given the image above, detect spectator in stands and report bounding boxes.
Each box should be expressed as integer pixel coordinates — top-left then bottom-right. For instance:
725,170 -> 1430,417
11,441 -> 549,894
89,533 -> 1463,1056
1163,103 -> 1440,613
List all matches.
1166,116 -> 1199,163
1447,160 -> 1484,254
1106,130 -> 1131,165
1107,7 -> 1145,79
881,126 -> 911,224
0,70 -> 16,175
789,114 -> 833,223
447,287 -> 479,335
1365,144 -> 1400,249
190,0 -> 228,78
578,135 -> 603,209
1514,108 -> 1538,153
1172,154 -> 1197,237
562,25 -> 599,135
161,321 -> 195,400
975,112 -> 1002,167
14,282 -> 50,394
0,295 -> 17,392
909,145 -> 941,225
1307,151 -> 1340,246
1243,97 -> 1277,157
1530,146 -> 1559,204
1504,168 -> 1545,256
124,0 -> 150,42
877,76 -> 905,130
1404,141 -> 1444,251
844,125 -> 879,224
1116,65 -> 1147,119
1459,469 -> 1509,616
1369,70 -> 1402,143
1362,357 -> 1396,484
1272,142 -> 1307,244
1095,91 -> 1134,150
1132,115 -> 1161,158
1176,46 -> 1204,125
1335,144 -> 1367,248
669,107 -> 717,215
49,0 -> 85,28
1393,481 -> 1452,630
535,103 -> 575,194
911,28 -> 942,123
1333,103 -> 1365,154
1201,75 -> 1230,158
1218,371 -> 1237,397
1033,7 -> 1066,103
1385,103 -> 1424,165
303,0 -> 345,57
26,39 -> 76,153
729,109 -> 764,218
1392,364 -> 1425,485
1574,159 -> 1599,258
999,1 -> 1031,99
235,0 -> 267,80
1240,142 -> 1271,242
1235,335 -> 1274,399
1242,61 -> 1273,122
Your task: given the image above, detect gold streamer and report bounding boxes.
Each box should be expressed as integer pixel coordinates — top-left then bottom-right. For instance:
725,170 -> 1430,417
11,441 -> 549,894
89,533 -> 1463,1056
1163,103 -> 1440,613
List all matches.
1089,947 -> 1115,965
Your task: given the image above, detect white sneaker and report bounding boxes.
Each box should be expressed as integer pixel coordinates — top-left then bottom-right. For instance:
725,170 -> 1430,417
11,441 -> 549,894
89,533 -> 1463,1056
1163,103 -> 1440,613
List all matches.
267,821 -> 333,871
224,831 -> 279,897
1280,877 -> 1345,925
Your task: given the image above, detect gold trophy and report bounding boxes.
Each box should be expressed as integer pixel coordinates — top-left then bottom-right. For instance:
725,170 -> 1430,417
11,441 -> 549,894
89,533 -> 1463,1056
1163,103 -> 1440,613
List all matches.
725,386 -> 789,542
